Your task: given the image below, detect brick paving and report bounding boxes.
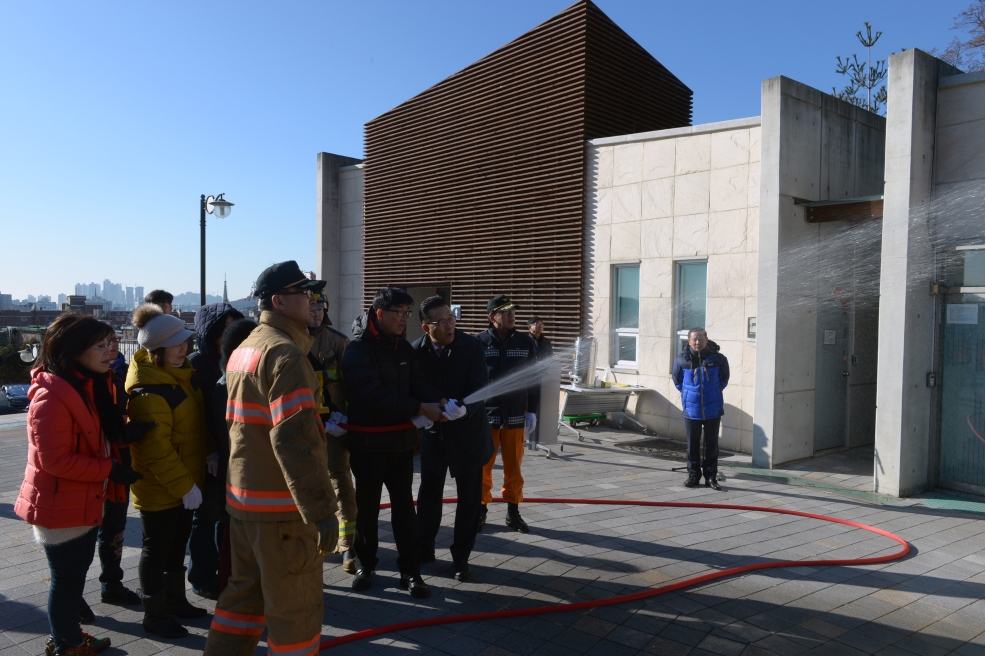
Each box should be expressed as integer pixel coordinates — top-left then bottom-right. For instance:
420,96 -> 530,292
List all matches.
0,416 -> 982,655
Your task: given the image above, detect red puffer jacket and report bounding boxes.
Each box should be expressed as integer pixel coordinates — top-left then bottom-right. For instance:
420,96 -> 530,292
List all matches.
14,368 -> 115,529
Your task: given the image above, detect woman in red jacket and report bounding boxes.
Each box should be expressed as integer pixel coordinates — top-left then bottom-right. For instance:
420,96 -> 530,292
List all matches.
15,314 -> 144,656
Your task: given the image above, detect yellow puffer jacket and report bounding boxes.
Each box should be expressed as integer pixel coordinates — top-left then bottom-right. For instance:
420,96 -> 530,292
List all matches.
125,349 -> 213,512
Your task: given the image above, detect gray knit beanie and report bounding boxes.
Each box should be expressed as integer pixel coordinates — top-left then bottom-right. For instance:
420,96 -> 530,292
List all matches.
138,313 -> 195,351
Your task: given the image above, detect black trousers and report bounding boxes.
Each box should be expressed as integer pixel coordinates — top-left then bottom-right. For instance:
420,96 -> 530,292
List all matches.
417,464 -> 482,563
684,417 -> 721,479
139,504 -> 194,595
349,448 -> 419,576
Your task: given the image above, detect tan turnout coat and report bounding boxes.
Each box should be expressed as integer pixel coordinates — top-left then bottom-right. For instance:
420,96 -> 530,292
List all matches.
224,311 -> 336,524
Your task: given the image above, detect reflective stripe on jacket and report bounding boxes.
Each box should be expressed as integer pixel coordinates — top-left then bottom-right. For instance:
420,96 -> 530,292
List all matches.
224,311 -> 336,524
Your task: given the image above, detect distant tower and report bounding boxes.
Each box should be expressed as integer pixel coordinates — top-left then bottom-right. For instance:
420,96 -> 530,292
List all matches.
223,275 -> 228,304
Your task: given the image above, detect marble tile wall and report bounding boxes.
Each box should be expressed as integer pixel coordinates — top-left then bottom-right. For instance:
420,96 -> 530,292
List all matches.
585,125 -> 761,453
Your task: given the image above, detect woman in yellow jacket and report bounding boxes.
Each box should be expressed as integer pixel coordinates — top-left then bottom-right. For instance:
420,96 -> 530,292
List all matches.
127,304 -> 216,639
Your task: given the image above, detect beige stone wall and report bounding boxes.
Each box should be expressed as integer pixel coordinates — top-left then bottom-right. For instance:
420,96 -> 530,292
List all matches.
584,119 -> 761,453
338,165 -> 364,332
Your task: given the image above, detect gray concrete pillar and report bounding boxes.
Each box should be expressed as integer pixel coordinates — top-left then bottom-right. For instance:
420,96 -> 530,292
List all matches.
317,152 -> 362,328
874,50 -> 959,496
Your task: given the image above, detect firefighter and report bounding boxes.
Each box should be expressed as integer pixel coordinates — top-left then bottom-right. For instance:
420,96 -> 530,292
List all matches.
307,289 -> 358,573
203,261 -> 338,656
476,295 -> 539,533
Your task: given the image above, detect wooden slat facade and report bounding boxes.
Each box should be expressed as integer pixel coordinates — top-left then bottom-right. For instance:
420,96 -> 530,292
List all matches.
362,0 -> 692,345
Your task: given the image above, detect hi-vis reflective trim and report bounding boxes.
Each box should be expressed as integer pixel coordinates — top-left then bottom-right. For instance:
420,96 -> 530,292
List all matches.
226,484 -> 298,513
339,520 -> 356,537
226,399 -> 273,425
323,368 -> 342,382
270,389 -> 316,425
268,633 -> 320,656
228,347 -> 262,374
506,349 -> 529,357
210,608 -> 266,636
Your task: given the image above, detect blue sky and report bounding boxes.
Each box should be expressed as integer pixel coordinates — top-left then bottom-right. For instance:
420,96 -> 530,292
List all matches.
0,0 -> 969,301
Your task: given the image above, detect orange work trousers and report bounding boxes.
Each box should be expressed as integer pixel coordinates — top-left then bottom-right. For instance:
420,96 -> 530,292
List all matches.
482,427 -> 525,505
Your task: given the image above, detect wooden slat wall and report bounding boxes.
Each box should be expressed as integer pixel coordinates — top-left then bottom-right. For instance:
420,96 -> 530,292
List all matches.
362,0 -> 692,346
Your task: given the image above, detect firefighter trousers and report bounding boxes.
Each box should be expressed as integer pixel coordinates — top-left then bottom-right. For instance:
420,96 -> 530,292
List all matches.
326,436 -> 357,550
482,427 -> 525,505
203,517 -> 323,656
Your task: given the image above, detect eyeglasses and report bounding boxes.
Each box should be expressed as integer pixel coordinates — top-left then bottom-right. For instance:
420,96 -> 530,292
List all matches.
277,289 -> 314,299
90,339 -> 120,352
383,309 -> 414,318
426,316 -> 457,329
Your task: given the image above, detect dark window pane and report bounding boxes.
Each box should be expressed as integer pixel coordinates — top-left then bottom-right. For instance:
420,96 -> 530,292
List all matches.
618,335 -> 637,362
616,267 -> 639,329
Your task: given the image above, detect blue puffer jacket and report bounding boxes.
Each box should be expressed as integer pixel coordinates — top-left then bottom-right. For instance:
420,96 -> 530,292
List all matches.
671,341 -> 730,420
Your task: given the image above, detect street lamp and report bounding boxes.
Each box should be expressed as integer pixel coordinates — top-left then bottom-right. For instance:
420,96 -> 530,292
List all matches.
200,193 -> 234,306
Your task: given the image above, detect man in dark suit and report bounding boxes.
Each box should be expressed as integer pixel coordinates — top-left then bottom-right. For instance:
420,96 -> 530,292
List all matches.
412,296 -> 494,582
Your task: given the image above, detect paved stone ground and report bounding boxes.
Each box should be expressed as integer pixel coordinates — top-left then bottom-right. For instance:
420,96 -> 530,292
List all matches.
0,417 -> 982,655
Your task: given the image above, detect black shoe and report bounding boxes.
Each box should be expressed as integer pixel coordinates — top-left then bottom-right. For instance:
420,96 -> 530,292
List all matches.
706,478 -> 722,491
506,503 -> 530,534
419,551 -> 436,565
400,574 -> 431,599
191,585 -> 220,601
100,585 -> 142,606
79,598 -> 95,624
452,560 -> 471,583
684,476 -> 700,488
477,504 -> 488,532
352,568 -> 373,591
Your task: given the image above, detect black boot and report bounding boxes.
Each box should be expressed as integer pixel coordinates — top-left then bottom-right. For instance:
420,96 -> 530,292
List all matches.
165,571 -> 208,619
477,504 -> 488,532
506,503 -> 529,534
684,475 -> 700,488
140,587 -> 188,639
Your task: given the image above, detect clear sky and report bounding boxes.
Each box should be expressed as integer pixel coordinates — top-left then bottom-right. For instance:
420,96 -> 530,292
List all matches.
0,0 -> 969,301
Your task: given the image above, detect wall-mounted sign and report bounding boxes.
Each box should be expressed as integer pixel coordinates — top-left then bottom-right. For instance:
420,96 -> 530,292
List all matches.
824,330 -> 836,345
946,304 -> 978,324
747,317 -> 756,340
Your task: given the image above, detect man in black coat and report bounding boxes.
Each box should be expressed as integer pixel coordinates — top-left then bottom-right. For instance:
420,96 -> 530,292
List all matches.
341,288 -> 445,598
477,294 -> 540,534
412,296 -> 494,583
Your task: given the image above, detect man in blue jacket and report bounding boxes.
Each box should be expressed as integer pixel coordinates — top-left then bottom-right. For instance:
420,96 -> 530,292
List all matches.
671,328 -> 729,490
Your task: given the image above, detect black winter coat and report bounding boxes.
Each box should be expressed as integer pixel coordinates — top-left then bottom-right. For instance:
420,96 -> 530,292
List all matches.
188,301 -> 242,439
411,331 -> 495,478
476,327 -> 540,429
342,314 -> 441,452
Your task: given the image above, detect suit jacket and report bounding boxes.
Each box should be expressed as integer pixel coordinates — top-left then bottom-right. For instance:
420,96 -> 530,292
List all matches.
411,330 -> 494,478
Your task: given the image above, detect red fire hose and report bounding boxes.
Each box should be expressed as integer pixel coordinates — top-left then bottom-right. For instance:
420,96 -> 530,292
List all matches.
318,497 -> 910,651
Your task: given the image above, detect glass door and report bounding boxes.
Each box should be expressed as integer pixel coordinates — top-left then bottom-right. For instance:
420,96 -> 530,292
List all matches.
937,246 -> 985,494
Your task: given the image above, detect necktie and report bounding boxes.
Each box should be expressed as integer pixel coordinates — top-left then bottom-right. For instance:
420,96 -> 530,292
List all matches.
435,346 -> 445,357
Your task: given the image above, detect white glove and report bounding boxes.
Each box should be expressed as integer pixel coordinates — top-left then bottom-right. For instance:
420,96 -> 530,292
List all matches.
329,411 -> 346,425
325,420 -> 347,437
525,412 -> 537,432
182,484 -> 203,510
411,414 -> 434,429
441,399 -> 467,421
206,452 -> 219,477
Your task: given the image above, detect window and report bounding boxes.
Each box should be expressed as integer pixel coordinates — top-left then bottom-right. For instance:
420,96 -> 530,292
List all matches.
613,265 -> 639,366
675,261 -> 707,353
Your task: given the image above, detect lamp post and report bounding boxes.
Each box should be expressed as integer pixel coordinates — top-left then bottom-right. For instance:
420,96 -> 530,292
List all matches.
200,193 -> 234,306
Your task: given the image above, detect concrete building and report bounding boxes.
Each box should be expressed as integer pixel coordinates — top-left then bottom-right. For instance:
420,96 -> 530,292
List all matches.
315,2 -> 983,496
